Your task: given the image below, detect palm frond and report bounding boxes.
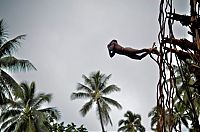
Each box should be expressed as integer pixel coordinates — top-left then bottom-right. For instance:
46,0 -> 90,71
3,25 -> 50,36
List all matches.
29,81 -> 36,100
33,114 -> 48,132
134,114 -> 141,121
0,93 -> 10,106
118,119 -> 125,126
99,74 -> 111,90
104,109 -> 113,126
0,69 -> 22,98
138,125 -> 145,132
132,114 -> 142,126
0,56 -> 36,72
2,98 -> 22,108
97,99 -> 113,126
20,81 -> 30,103
14,118 -> 26,132
102,96 -> 122,109
118,126 -> 127,132
0,109 -> 21,122
33,93 -> 52,108
0,116 -> 18,130
33,113 -> 50,132
125,111 -> 135,121
90,71 -> 101,79
101,84 -> 120,95
0,19 -> 8,45
91,71 -> 102,90
99,98 -> 112,112
80,99 -> 93,116
71,92 -> 91,100
0,35 -> 26,57
96,105 -> 112,126
125,110 -> 133,116
4,121 -> 17,132
125,111 -> 141,124
82,74 -> 95,90
38,107 -> 61,120
76,83 -> 93,93
0,78 -> 13,101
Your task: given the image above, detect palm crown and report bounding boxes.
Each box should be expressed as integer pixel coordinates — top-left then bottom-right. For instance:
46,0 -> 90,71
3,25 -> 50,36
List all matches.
0,81 -> 60,132
118,110 -> 145,132
71,71 -> 122,132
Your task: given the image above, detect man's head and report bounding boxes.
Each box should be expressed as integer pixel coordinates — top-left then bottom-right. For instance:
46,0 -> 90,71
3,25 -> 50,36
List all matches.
107,39 -> 117,58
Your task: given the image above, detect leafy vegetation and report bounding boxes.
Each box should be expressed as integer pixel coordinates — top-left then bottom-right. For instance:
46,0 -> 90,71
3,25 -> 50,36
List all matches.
118,110 -> 145,132
0,19 -> 36,105
0,81 -> 60,132
2,0 -> 200,130
49,120 -> 88,132
148,63 -> 200,131
71,71 -> 122,132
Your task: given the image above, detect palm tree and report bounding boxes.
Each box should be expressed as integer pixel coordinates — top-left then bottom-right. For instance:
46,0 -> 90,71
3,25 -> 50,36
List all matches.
0,19 -> 36,104
71,71 -> 122,132
118,110 -> 145,132
0,81 -> 60,132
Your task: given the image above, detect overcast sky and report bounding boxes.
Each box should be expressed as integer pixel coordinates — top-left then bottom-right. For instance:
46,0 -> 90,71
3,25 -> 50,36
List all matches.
0,0 -> 188,131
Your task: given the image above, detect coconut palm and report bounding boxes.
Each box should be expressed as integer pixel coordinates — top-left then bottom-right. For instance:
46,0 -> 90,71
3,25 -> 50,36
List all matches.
0,81 -> 60,132
118,110 -> 145,132
71,71 -> 122,132
0,19 -> 36,104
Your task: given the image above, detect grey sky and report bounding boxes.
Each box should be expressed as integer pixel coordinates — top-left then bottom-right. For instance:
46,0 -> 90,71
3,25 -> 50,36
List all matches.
0,0 -> 188,131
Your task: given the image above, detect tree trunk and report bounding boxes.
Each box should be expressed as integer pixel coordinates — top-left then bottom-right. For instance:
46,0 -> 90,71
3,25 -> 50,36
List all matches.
97,99 -> 106,132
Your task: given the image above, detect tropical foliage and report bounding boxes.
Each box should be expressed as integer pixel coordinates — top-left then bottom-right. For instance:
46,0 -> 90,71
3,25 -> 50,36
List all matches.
71,71 -> 122,132
173,63 -> 200,131
0,81 -> 60,132
0,19 -> 36,105
118,110 -> 145,132
148,63 -> 200,131
49,119 -> 88,132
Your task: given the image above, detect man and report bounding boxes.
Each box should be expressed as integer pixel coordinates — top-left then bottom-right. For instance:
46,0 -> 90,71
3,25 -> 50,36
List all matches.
107,40 -> 158,60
